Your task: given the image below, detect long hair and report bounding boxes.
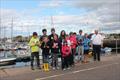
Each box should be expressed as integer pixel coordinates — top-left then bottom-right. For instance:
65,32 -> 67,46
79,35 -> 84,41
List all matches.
60,30 -> 66,39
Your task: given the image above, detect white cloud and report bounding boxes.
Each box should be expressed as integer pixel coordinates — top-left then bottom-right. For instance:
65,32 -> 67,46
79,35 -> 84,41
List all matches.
38,0 -> 64,8
0,0 -> 120,37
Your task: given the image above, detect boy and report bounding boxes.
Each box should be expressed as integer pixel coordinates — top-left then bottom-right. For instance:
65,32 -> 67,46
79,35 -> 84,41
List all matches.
29,32 -> 41,70
41,37 -> 50,71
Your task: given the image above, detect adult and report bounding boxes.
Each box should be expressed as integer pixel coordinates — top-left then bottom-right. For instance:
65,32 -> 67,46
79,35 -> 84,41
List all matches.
91,30 -> 103,61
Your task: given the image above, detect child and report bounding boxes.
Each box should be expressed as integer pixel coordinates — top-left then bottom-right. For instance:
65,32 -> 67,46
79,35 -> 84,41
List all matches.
29,32 -> 41,70
83,33 -> 91,63
51,34 -> 61,70
69,32 -> 77,66
61,41 -> 71,70
41,37 -> 50,71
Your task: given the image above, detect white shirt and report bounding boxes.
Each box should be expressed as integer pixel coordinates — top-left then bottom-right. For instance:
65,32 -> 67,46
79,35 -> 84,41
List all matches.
91,34 -> 103,45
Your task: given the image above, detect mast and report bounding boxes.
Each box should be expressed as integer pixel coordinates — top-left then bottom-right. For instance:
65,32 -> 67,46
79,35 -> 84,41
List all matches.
0,18 -> 1,41
11,17 -> 13,42
51,16 -> 54,28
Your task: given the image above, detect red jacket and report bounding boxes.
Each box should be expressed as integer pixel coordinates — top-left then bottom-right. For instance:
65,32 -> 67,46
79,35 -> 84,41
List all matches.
62,45 -> 71,57
69,35 -> 77,49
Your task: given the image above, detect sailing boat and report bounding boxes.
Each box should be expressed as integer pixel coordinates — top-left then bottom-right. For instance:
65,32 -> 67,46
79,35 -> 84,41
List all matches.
0,18 -> 17,66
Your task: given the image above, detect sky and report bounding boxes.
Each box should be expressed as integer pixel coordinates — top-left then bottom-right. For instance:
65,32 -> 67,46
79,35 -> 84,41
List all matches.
0,0 -> 120,37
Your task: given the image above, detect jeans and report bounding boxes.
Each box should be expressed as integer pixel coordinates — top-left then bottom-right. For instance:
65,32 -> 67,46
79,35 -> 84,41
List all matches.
43,54 -> 49,63
77,46 -> 84,61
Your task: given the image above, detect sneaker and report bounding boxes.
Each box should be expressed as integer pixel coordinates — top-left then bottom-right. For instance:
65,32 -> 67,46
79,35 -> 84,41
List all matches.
63,68 -> 66,71
67,67 -> 70,70
37,67 -> 41,70
56,67 -> 59,70
52,67 -> 55,70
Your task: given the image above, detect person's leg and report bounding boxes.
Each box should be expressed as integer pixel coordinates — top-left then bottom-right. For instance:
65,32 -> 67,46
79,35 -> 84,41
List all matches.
81,46 -> 84,61
35,52 -> 40,69
66,56 -> 69,68
93,45 -> 97,61
72,48 -> 76,65
62,57 -> 65,69
71,49 -> 74,65
77,46 -> 80,61
55,53 -> 59,69
54,54 -> 57,67
97,45 -> 101,61
52,53 -> 55,68
61,52 -> 64,69
46,55 -> 49,71
31,53 -> 34,70
83,50 -> 89,63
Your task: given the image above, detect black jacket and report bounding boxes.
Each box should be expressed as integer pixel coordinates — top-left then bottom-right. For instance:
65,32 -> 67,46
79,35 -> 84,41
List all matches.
41,41 -> 50,55
51,40 -> 61,53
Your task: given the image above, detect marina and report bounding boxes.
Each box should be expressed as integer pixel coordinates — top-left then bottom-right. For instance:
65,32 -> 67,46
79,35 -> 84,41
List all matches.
0,0 -> 120,80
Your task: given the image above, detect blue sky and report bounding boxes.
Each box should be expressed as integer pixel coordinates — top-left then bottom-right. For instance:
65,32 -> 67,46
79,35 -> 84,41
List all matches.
0,0 -> 120,37
1,0 -> 88,16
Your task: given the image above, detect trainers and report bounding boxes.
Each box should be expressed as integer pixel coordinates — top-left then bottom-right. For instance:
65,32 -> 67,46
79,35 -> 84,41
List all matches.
67,67 -> 70,70
52,67 -> 55,70
37,67 -> 41,70
56,67 -> 59,70
63,68 -> 66,71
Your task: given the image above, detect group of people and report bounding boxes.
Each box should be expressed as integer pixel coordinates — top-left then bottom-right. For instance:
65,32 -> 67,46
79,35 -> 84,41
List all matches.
29,28 -> 103,71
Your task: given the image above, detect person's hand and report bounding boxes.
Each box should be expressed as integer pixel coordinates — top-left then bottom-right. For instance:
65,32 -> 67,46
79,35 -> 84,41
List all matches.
46,46 -> 49,48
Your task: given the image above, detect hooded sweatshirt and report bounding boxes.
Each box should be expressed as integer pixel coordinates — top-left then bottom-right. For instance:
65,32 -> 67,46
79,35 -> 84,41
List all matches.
29,37 -> 40,53
69,35 -> 77,49
62,45 -> 71,57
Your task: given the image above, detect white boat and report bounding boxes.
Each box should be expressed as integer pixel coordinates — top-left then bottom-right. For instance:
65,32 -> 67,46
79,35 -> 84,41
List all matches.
0,51 -> 16,66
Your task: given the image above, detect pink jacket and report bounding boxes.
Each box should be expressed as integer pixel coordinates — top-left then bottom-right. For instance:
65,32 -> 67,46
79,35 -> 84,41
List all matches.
69,35 -> 77,49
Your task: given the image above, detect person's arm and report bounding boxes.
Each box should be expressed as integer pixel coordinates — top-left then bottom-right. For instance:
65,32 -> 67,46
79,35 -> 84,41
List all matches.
62,46 -> 66,54
41,42 -> 44,49
100,34 -> 104,48
36,39 -> 41,47
28,39 -> 35,47
90,35 -> 94,48
67,47 -> 71,54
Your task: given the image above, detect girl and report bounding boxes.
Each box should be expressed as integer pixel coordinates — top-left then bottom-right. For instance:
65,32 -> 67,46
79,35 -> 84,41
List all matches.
83,33 -> 91,63
51,34 -> 61,70
69,32 -> 77,66
61,41 -> 71,70
59,30 -> 66,70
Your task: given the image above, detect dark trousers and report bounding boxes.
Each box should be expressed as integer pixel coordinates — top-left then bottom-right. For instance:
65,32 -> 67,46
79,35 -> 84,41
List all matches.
93,45 -> 101,61
31,52 -> 40,67
70,48 -> 76,66
62,56 -> 69,69
42,54 -> 49,63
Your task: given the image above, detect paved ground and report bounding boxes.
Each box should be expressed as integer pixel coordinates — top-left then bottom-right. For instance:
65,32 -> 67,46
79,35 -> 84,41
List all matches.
0,54 -> 120,80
